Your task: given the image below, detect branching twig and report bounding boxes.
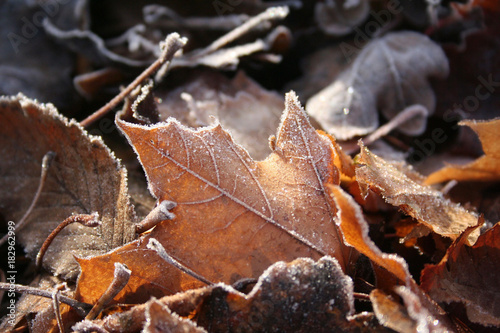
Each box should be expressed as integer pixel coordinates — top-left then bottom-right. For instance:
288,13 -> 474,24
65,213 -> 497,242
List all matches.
0,282 -> 91,317
79,33 -> 187,128
36,213 -> 100,270
0,151 -> 55,247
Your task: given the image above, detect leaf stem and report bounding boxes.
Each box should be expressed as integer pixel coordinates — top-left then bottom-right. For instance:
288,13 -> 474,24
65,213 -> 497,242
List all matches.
85,263 -> 131,320
147,238 -> 213,285
36,213 -> 100,270
0,151 -> 55,247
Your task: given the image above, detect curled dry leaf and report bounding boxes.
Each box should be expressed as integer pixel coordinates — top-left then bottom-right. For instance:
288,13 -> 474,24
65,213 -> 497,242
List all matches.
157,70 -> 283,160
421,221 -> 500,327
355,144 -> 479,241
426,118 -> 500,184
0,94 -> 136,280
315,0 -> 370,36
307,31 -> 449,140
328,184 -> 456,332
370,289 -> 417,333
327,184 -> 410,284
75,91 -> 352,304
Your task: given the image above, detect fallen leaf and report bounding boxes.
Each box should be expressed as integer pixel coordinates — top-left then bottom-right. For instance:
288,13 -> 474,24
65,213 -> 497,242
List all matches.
426,118 -> 500,184
98,287 -> 213,332
91,257 -> 388,333
75,91 -> 351,304
370,289 -> 417,333
157,70 -> 284,160
328,184 -> 411,284
193,257 -> 370,333
306,31 -> 449,140
143,299 -> 207,333
328,184 -> 457,332
315,0 -> 370,36
0,94 -> 136,280
0,275 -> 64,331
0,0 -> 82,112
355,143 -> 479,241
421,221 -> 500,327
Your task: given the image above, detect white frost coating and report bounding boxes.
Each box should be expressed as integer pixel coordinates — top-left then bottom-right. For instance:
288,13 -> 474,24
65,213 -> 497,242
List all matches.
117,102 -> 334,255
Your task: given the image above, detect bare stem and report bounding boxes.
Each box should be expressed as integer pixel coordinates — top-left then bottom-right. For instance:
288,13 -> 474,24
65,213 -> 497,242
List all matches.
353,292 -> 371,301
85,263 -> 131,320
52,289 -> 64,332
135,201 -> 176,234
36,213 -> 100,270
346,104 -> 429,154
194,6 -> 289,58
0,282 -> 91,317
0,151 -> 55,247
79,33 -> 187,128
147,238 -> 213,285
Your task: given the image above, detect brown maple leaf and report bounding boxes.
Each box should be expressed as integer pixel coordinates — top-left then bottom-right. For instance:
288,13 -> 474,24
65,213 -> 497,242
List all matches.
426,118 -> 500,184
75,91 -> 352,304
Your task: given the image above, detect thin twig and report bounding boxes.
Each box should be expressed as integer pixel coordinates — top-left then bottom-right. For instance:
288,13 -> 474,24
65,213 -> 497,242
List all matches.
193,6 -> 289,58
0,151 -> 55,247
353,292 -> 371,301
79,33 -> 187,128
85,263 -> 131,320
36,213 -> 100,270
52,289 -> 64,332
147,238 -> 213,285
0,282 -> 91,317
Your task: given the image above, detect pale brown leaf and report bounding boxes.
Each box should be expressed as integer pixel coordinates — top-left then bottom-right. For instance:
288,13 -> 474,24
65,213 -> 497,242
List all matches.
307,31 -> 449,140
157,71 -> 283,160
0,94 -> 136,280
315,0 -> 370,36
328,184 -> 457,332
355,144 -> 479,241
144,299 -> 207,333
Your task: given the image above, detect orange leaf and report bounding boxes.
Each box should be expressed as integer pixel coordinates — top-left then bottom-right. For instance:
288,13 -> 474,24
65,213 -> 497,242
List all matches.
328,184 -> 457,331
76,91 -> 350,304
327,184 -> 410,283
426,118 -> 500,184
